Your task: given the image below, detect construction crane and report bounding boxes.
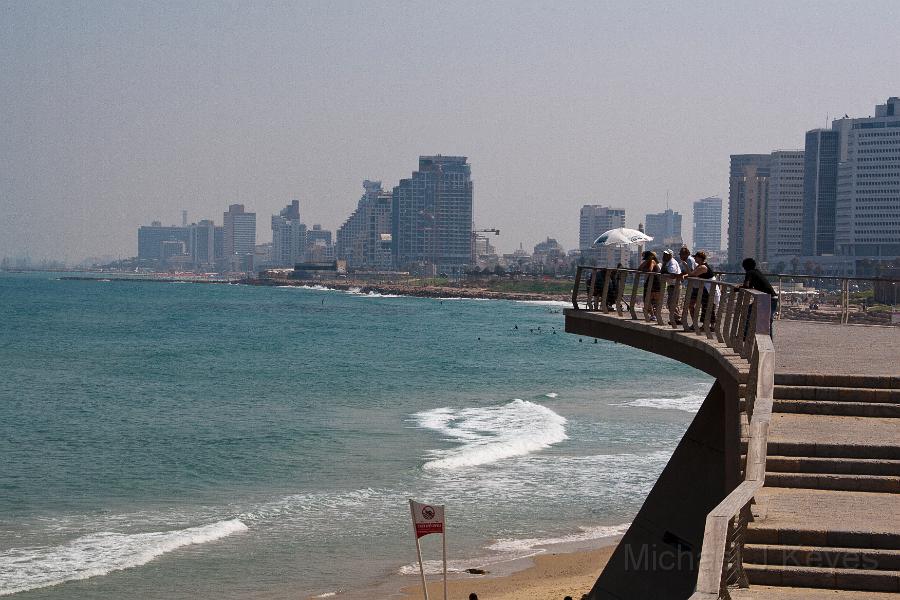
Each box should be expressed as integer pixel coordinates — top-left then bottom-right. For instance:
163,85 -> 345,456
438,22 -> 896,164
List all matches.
474,228 -> 500,236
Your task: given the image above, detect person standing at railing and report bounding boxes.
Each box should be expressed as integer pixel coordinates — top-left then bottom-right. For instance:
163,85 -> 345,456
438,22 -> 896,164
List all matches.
739,258 -> 777,337
678,246 -> 698,318
683,250 -> 715,329
661,249 -> 682,325
638,250 -> 662,321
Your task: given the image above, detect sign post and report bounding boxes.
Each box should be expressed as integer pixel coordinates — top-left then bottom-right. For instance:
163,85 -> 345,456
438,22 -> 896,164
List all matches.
409,499 -> 447,600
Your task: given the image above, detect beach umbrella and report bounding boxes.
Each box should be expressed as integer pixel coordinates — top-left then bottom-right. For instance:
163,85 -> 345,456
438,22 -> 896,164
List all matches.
593,228 -> 653,246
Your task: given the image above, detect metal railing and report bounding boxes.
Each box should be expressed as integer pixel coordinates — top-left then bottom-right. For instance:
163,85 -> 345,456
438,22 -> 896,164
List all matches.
571,266 -> 775,600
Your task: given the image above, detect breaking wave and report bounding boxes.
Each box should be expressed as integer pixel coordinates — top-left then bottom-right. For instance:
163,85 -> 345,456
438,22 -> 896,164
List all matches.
413,399 -> 567,470
0,519 -> 247,596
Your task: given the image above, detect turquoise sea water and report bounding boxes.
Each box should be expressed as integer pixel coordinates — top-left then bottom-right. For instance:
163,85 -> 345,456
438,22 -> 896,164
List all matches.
0,273 -> 711,598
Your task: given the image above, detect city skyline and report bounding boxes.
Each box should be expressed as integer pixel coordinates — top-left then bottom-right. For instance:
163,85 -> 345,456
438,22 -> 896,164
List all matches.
3,2 -> 899,262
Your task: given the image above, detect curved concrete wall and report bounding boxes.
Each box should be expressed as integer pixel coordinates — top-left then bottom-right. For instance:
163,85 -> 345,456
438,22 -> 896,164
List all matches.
564,309 -> 748,599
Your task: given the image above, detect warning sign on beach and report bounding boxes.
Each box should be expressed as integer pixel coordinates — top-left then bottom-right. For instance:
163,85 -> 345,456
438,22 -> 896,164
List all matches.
409,499 -> 445,538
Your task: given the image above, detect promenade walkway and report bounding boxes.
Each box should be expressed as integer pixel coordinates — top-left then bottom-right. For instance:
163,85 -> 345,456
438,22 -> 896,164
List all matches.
773,321 -> 899,380
565,273 -> 899,599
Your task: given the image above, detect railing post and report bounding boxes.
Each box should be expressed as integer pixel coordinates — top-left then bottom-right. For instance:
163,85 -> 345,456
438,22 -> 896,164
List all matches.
643,272 -> 654,322
572,266 -> 583,310
587,267 -> 599,310
716,286 -> 732,343
681,278 -> 694,331
629,271 -> 640,319
702,281 -> 717,339
615,269 -> 626,316
669,276 -> 682,328
729,291 -> 748,350
600,268 -> 612,313
741,302 -> 757,359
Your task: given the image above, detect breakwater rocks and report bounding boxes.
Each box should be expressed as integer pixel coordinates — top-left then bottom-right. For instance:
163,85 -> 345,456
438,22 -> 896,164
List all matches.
243,277 -> 569,303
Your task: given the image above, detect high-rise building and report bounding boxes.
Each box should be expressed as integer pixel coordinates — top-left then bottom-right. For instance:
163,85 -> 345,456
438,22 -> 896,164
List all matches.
579,205 -> 626,250
223,204 -> 256,272
832,97 -> 900,261
271,200 -> 307,267
766,151 -> 805,262
137,221 -> 190,261
306,225 -> 334,262
644,208 -> 683,250
189,219 -> 217,269
801,130 -> 840,256
692,197 -> 723,253
392,156 -> 474,273
578,205 -> 628,267
728,155 -> 771,265
337,181 -> 393,270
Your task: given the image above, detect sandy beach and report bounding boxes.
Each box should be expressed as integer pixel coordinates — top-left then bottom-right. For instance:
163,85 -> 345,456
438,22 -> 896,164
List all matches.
396,544 -> 615,600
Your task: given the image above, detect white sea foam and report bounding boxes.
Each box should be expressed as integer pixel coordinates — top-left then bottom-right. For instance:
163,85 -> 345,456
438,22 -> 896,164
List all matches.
486,523 -> 631,553
413,400 -> 567,470
513,300 -> 570,307
0,519 -> 247,596
615,383 -> 711,413
398,523 -> 630,576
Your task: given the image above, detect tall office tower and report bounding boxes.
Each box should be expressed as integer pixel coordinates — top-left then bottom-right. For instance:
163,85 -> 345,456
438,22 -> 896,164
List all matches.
692,197 -> 723,253
306,225 -> 334,261
137,221 -> 191,261
391,156 -> 474,273
802,130 -> 840,256
214,226 -> 224,266
189,219 -> 217,269
832,97 -> 900,264
578,205 -> 626,250
728,155 -> 771,266
336,181 -> 393,270
271,200 -> 307,267
766,151 -> 805,262
644,208 -> 683,250
223,204 -> 257,272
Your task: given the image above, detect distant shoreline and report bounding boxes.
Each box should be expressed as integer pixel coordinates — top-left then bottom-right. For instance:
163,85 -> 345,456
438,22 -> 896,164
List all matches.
247,277 -> 570,303
56,274 -> 572,303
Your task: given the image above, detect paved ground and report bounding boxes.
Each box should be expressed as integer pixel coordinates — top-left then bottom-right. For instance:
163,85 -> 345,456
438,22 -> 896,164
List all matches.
751,488 -> 900,539
774,321 -> 899,378
731,585 -> 899,599
768,413 -> 900,451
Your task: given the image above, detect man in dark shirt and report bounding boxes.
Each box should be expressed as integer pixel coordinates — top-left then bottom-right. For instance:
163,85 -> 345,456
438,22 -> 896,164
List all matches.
740,258 -> 777,337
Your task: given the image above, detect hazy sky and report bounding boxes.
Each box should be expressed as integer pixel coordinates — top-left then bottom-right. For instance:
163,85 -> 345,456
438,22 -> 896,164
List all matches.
2,1 -> 898,262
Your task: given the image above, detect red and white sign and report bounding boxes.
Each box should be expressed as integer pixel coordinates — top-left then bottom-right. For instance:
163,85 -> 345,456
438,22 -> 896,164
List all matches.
410,499 -> 445,539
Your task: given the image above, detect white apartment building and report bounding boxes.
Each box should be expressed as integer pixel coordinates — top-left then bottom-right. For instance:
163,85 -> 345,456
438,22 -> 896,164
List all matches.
766,151 -> 805,263
833,97 -> 900,261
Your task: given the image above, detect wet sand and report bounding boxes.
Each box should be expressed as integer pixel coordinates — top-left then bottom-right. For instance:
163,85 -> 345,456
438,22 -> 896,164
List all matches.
395,544 -> 615,600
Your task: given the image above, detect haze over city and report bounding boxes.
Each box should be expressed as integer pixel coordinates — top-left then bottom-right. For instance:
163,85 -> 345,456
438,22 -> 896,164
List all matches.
2,1 -> 898,262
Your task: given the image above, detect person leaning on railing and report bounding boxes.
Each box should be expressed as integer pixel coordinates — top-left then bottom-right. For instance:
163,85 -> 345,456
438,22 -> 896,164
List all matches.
638,251 -> 662,321
661,249 -> 682,325
739,257 -> 777,337
682,250 -> 716,330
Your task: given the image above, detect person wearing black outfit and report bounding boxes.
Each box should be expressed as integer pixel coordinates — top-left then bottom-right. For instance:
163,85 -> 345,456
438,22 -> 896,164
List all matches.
739,258 -> 777,337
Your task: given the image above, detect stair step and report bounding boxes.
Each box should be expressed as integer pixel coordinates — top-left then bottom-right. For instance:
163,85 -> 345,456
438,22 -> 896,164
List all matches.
744,563 -> 900,592
774,374 -> 899,389
775,385 -> 900,403
765,441 -> 900,461
766,456 -> 900,476
765,472 -> 900,493
747,527 -> 900,551
774,399 -> 900,418
744,544 -> 900,571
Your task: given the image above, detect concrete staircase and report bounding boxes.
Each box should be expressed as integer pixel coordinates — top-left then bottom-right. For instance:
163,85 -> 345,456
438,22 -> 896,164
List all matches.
738,376 -> 900,596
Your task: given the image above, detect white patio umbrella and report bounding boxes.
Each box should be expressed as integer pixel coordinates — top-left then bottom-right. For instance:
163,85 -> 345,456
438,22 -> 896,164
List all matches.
593,227 -> 653,246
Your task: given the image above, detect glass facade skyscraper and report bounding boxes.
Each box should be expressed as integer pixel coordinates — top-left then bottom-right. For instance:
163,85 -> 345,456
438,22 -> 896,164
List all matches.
801,130 -> 840,256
